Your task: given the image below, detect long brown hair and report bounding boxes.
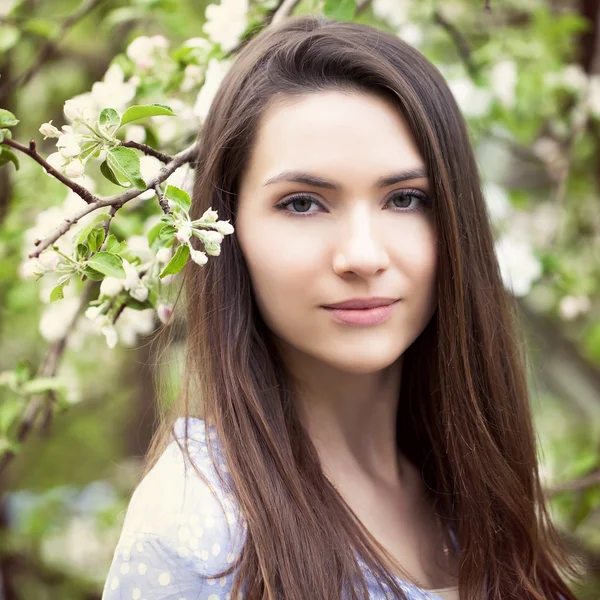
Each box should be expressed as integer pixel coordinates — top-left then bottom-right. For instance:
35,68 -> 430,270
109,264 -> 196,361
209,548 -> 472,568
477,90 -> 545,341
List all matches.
144,14 -> 581,600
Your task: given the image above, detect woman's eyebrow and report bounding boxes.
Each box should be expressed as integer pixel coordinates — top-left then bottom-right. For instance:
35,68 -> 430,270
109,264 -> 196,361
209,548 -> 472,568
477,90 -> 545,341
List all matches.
262,167 -> 428,190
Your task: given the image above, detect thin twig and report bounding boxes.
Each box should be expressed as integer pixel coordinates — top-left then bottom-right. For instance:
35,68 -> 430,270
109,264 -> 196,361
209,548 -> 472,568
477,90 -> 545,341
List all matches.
269,0 -> 303,27
120,141 -> 173,164
3,0 -> 105,93
2,138 -> 97,204
432,10 -> 479,79
0,280 -> 94,475
27,142 -> 198,258
0,0 -> 105,98
154,184 -> 172,215
355,0 -> 373,17
546,469 -> 600,497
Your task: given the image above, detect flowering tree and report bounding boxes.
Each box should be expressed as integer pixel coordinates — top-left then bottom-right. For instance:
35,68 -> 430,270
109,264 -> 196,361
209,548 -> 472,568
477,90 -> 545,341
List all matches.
1,0 -> 599,596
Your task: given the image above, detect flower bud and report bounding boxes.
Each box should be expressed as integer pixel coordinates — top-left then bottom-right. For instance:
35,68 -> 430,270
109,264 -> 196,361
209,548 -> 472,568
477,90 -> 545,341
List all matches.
57,132 -> 82,158
156,247 -> 172,264
204,243 -> 221,257
100,277 -> 124,297
130,283 -> 149,302
85,306 -> 102,321
101,324 -> 118,349
65,159 -> 85,178
175,223 -> 192,244
200,208 -> 218,222
39,121 -> 61,139
157,304 -> 173,324
214,220 -> 234,235
190,248 -> 208,266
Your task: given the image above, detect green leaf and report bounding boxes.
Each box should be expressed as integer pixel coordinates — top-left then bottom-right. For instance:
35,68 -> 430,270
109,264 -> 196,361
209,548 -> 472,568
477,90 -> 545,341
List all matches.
165,185 -> 191,213
87,252 -> 126,279
105,234 -> 126,254
22,18 -> 60,40
0,109 -> 19,128
15,360 -> 31,385
49,285 -> 65,303
323,0 -> 355,20
22,376 -> 66,395
100,159 -> 128,187
81,266 -> 105,281
119,104 -> 176,128
0,25 -> 21,52
0,396 -> 24,435
147,220 -> 167,247
98,108 -> 121,137
88,228 -> 106,253
160,244 -> 189,278
158,224 -> 176,241
75,213 -> 111,247
76,243 -> 90,260
0,147 -> 19,170
106,147 -> 146,190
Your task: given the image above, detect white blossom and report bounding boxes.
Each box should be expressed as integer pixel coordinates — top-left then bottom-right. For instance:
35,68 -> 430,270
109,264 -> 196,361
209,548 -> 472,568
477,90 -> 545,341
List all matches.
166,164 -> 193,195
202,0 -> 249,53
483,182 -> 511,222
490,59 -> 518,109
193,58 -> 233,122
448,77 -> 493,118
100,277 -> 124,298
200,208 -> 218,223
372,0 -> 409,28
545,64 -> 588,94
176,223 -> 193,243
124,125 -> 146,143
56,131 -> 82,159
398,23 -> 423,47
156,247 -> 172,264
137,155 -> 163,201
190,248 -> 208,266
157,304 -> 173,324
122,260 -> 149,302
39,121 -> 61,139
45,151 -> 69,175
39,297 -> 81,342
587,75 -> 600,118
115,308 -> 155,346
181,64 -> 205,92
126,35 -> 169,71
65,159 -> 85,179
127,235 -> 153,263
494,234 -> 542,297
213,220 -> 234,235
558,295 -> 591,321
89,64 -> 137,115
101,324 -> 118,349
63,93 -> 97,124
0,0 -> 18,18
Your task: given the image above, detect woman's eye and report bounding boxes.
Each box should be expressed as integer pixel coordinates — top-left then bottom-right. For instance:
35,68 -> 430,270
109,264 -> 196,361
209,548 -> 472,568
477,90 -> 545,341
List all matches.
275,194 -> 322,216
275,190 -> 430,217
388,191 -> 430,211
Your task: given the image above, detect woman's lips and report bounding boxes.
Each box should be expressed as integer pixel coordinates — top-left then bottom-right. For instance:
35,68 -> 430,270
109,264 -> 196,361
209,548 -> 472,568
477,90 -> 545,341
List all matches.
323,300 -> 400,326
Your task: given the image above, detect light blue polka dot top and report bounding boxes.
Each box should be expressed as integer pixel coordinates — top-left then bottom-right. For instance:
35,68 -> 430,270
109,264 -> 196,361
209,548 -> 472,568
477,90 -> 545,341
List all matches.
101,417 -> 461,600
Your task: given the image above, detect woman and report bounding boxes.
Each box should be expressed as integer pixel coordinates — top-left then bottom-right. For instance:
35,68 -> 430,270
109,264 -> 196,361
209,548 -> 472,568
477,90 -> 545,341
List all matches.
101,14 -> 580,600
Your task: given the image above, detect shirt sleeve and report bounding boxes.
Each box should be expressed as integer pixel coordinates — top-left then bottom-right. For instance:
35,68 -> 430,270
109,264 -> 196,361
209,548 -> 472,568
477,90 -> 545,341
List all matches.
101,423 -> 245,600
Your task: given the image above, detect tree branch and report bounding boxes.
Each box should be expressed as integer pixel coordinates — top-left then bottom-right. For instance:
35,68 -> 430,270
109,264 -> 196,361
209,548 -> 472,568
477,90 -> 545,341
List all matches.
2,137 -> 97,204
27,142 -> 198,258
120,141 -> 173,164
0,281 -> 95,475
432,9 -> 479,79
0,0 -> 106,98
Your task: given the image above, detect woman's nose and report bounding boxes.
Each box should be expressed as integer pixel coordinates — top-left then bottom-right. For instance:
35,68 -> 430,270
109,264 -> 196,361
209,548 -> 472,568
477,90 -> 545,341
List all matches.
331,209 -> 390,278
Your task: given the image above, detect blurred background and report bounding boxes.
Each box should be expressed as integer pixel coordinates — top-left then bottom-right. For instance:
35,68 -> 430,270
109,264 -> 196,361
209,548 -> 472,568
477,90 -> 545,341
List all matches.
0,0 -> 599,598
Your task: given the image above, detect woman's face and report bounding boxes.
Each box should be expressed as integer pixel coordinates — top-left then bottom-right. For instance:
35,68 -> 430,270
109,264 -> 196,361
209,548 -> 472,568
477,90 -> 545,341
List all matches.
236,90 -> 437,375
